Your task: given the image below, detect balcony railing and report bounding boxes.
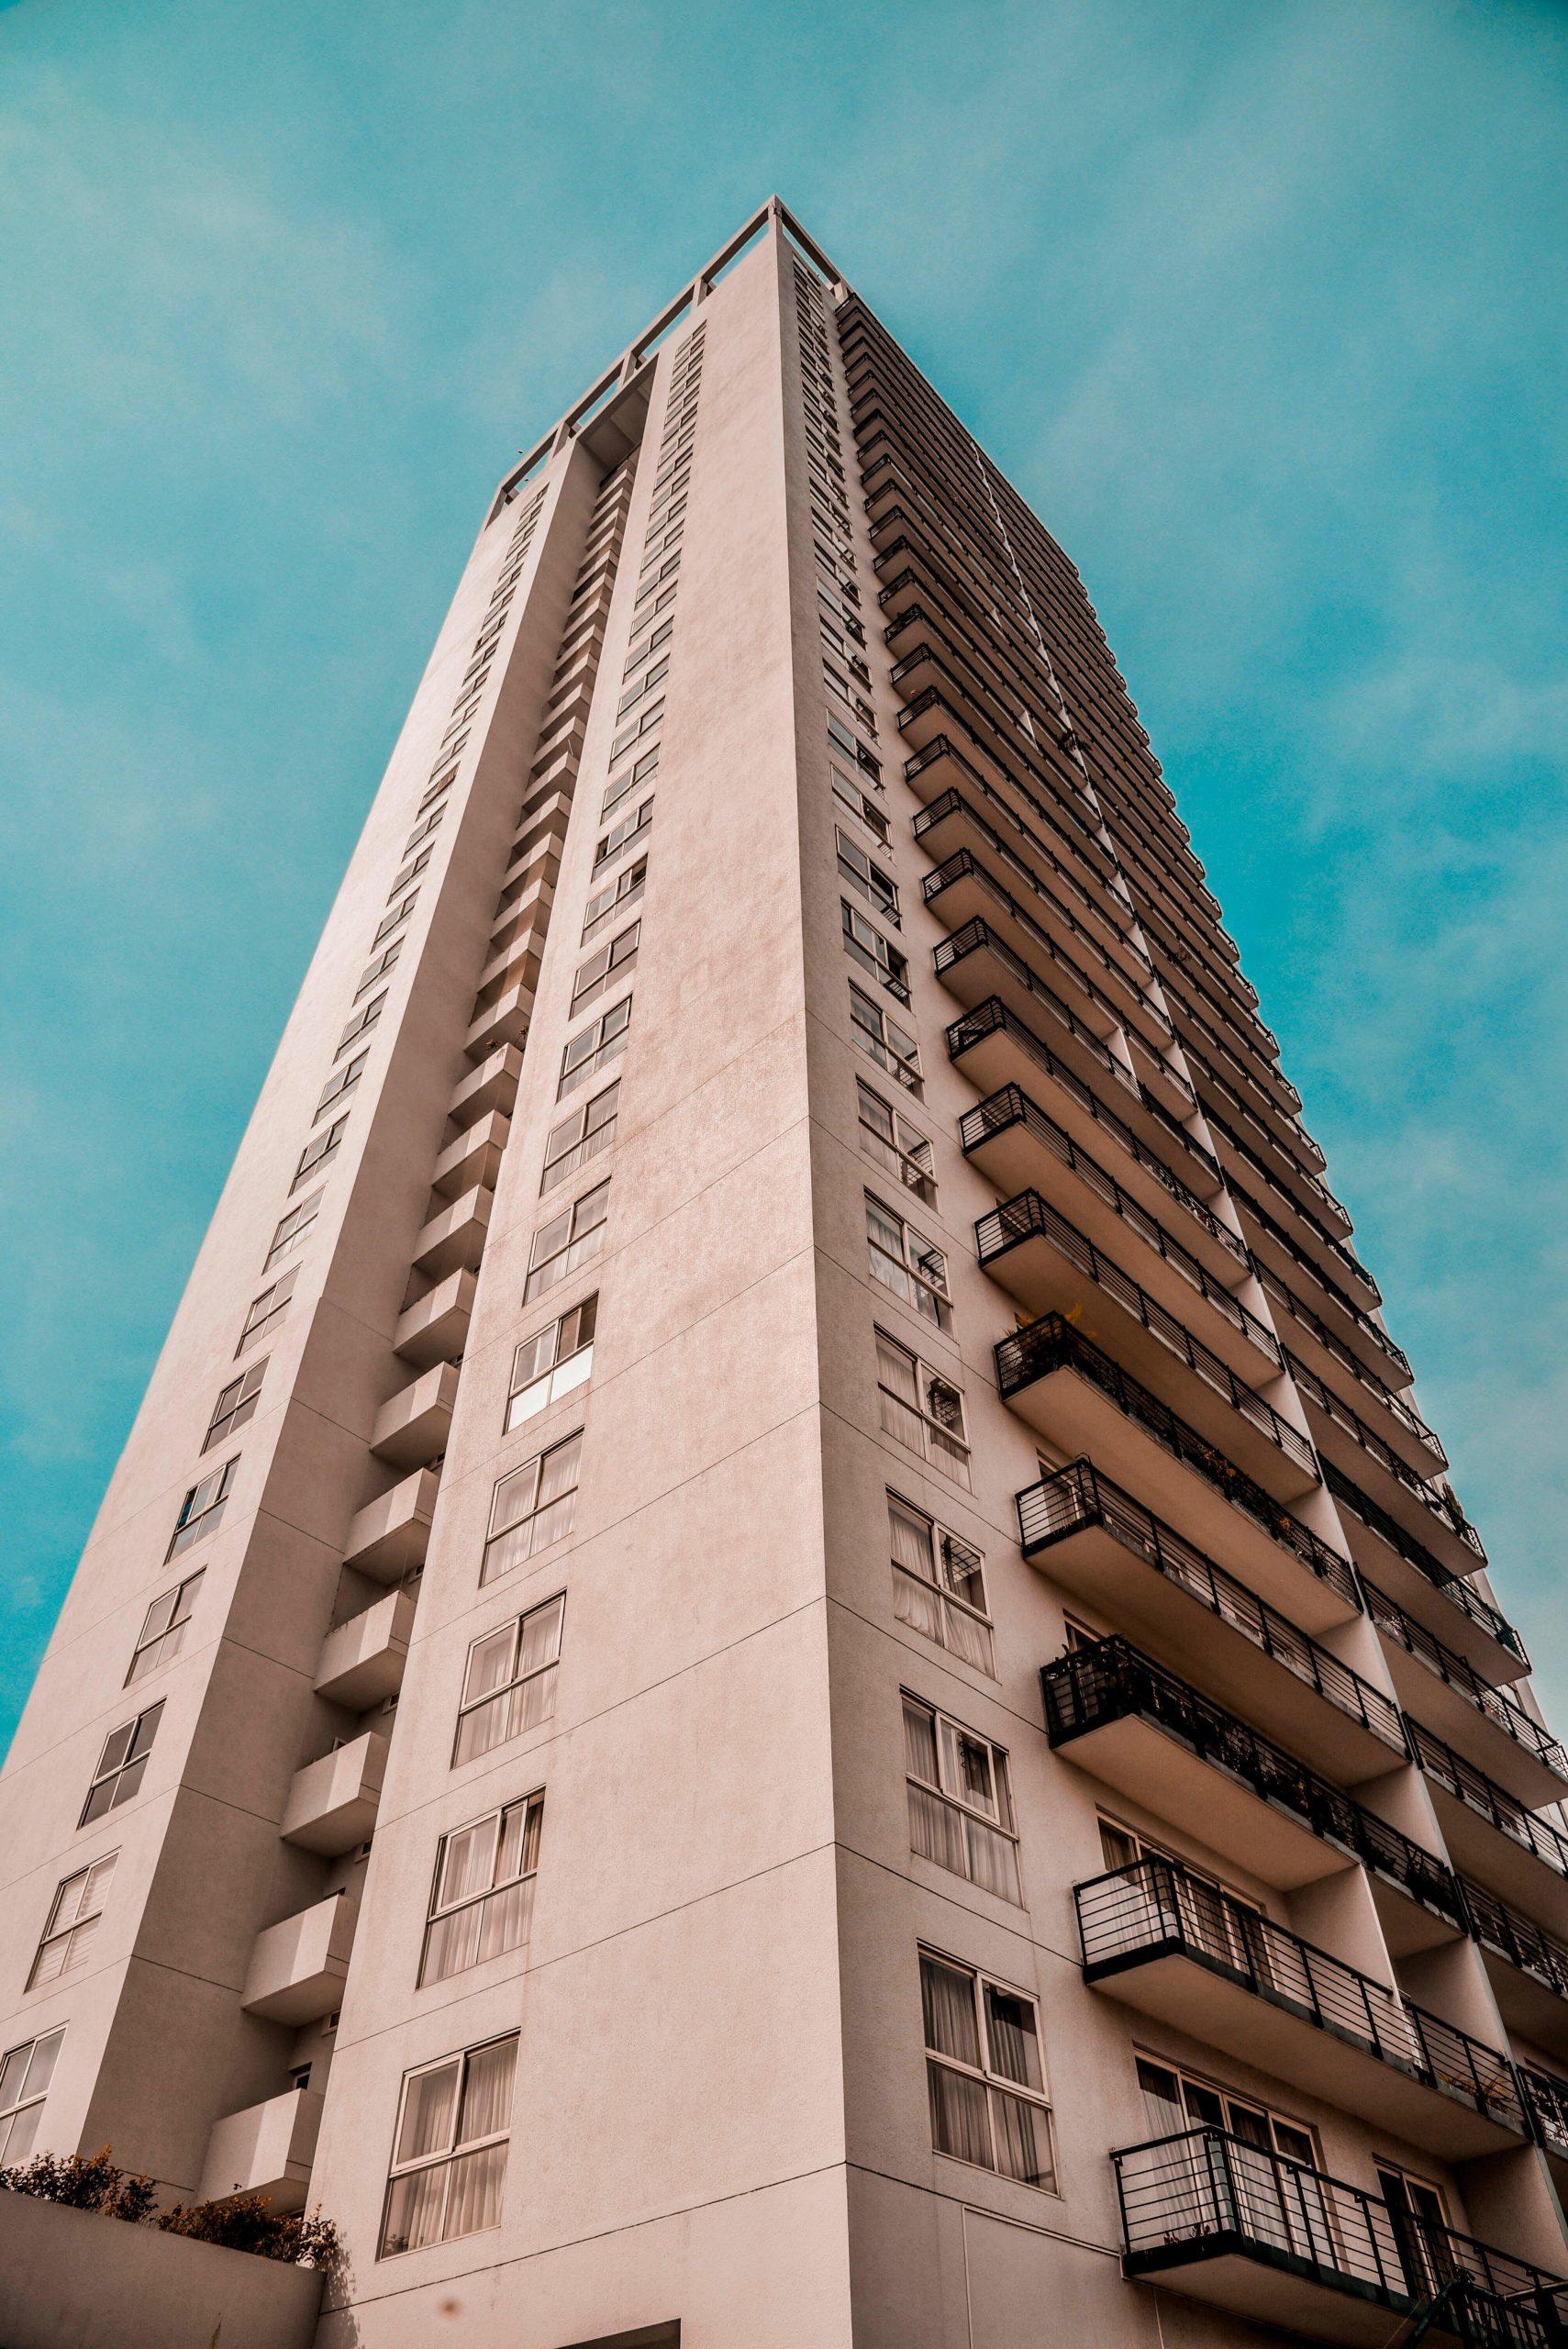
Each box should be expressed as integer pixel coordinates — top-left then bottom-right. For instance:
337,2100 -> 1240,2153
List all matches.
1288,1342 -> 1481,1552
1365,1579 -> 1565,1780
980,1198 -> 1310,1477
1115,2128 -> 1565,2343
935,917 -> 1133,1085
1018,1460 -> 1396,1746
1326,1459 -> 1526,1664
1521,2063 -> 1568,2164
1079,1858 -> 1524,2132
1408,1718 -> 1568,1884
925,848 -> 1171,1044
1465,1875 -> 1568,2005
1043,1637 -> 1465,1931
996,1312 -> 1349,1587
1228,1166 -> 1411,1378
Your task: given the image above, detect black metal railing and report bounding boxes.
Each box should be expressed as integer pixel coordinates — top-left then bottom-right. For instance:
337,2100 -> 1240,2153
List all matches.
1407,1719 -> 1568,1882
1288,1342 -> 1481,1544
1464,1876 -> 1568,2005
1079,1858 -> 1523,2132
912,780 -> 1154,979
980,1195 -> 1314,1473
1115,2129 -> 1564,2342
924,848 -> 1172,1043
1364,1579 -> 1565,1779
1018,1460 -> 1396,1744
1326,1459 -> 1526,1664
1521,2064 -> 1568,2163
935,918 -> 1131,1084
997,1312 -> 1348,1583
1043,1637 -> 1466,1931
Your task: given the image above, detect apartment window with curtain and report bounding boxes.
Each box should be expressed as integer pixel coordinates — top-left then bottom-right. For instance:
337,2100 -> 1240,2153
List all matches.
80,1703 -> 163,1825
481,1434 -> 581,1585
525,1183 -> 609,1302
559,998 -> 630,1100
379,2033 -> 518,2257
420,1796 -> 543,1986
167,1457 -> 237,1559
454,1594 -> 565,1765
237,1264 -> 297,1355
903,1696 -> 1020,1902
920,1950 -> 1055,2189
127,1571 -> 204,1686
263,1190 -> 322,1273
856,1079 -> 935,1205
888,1495 -> 993,1673
0,2028 -> 64,2162
292,1116 -> 347,1191
842,901 -> 908,1000
850,982 -> 921,1095
1136,2057 -> 1318,2176
836,829 -> 899,924
570,920 -> 640,1017
583,855 -> 647,943
875,1330 -> 970,1488
28,1855 -> 117,1988
541,1081 -> 619,1193
203,1362 -> 264,1450
865,1194 -> 951,1329
506,1298 -> 595,1431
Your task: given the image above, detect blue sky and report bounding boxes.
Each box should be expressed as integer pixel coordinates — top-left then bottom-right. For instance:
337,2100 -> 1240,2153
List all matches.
3,0 -> 1565,1749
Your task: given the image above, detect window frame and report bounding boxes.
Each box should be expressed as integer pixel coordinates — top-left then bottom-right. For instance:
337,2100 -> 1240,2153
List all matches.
570,920 -> 640,1018
850,981 -> 921,1095
453,1593 -> 565,1765
203,1361 -> 265,1451
506,1297 -> 596,1431
28,1854 -> 117,1989
904,1691 -> 1021,1902
541,1081 -> 619,1195
238,1264 -> 297,1355
378,2033 -> 519,2259
842,901 -> 908,1001
865,1192 -> 951,1329
80,1701 -> 164,1826
875,1329 -> 970,1487
0,2028 -> 65,2163
263,1190 -> 322,1275
167,1456 -> 237,1560
524,1181 -> 610,1304
481,1431 -> 583,1585
920,1947 -> 1056,2191
856,1079 -> 935,1205
419,1793 -> 544,1987
558,998 -> 630,1102
127,1570 -> 205,1687
888,1493 -> 993,1673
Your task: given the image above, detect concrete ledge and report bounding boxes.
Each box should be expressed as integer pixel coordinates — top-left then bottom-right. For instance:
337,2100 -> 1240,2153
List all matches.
0,2188 -> 323,2349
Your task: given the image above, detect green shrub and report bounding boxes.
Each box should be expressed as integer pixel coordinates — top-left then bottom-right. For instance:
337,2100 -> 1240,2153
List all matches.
0,2147 -> 340,2269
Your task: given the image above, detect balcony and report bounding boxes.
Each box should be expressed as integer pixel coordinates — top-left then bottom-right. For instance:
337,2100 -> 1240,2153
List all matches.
924,848 -> 1152,1049
1327,1459 -> 1528,1685
342,1465 -> 439,1582
1292,1347 -> 1485,1581
1465,1877 -> 1568,2060
394,1265 -> 476,1368
1407,1720 -> 1568,1927
411,1186 -> 493,1280
198,2088 -> 325,2212
1079,1859 -> 1525,2156
996,1314 -> 1348,1618
948,995 -> 1218,1204
449,1041 -> 521,1128
935,918 -> 1145,1108
981,1202 -> 1308,1497
1018,1461 -> 1397,1773
281,1730 -> 387,1855
314,1585 -> 415,1709
241,1892 -> 358,2026
430,1107 -> 509,1200
1365,1579 -> 1564,1805
1043,1638 -> 1464,1937
904,733 -> 1134,938
1114,2129 -> 1565,2344
371,1362 -> 460,1470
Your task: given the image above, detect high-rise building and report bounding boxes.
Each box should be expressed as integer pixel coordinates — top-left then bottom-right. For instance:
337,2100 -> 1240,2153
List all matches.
4,197 -> 1566,2349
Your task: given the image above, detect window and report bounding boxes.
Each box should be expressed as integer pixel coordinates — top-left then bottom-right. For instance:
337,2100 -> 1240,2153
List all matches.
542,1082 -> 619,1193
1377,2166 -> 1452,2301
337,991 -> 387,1056
592,796 -> 653,875
920,1952 -> 1055,2189
203,1363 -> 264,1451
828,712 -> 880,781
28,1856 -> 117,1988
625,619 -> 673,679
866,1195 -> 950,1329
889,1495 -> 993,1673
127,1571 -> 204,1685
292,1117 -> 346,1191
373,890 -> 418,948
421,1795 -> 543,1987
583,856 -> 647,943
857,1080 -> 934,1205
904,1695 -> 1020,1900
525,1183 -> 609,1303
1137,2057 -> 1317,2175
481,1432 -> 582,1584
81,1702 -> 164,1825
571,921 -> 640,1017
263,1190 -> 322,1274
558,999 -> 629,1101
454,1594 -> 565,1764
842,902 -> 908,1001
836,829 -> 899,923
379,2033 -> 517,2257
617,655 -> 668,717
388,843 -> 435,897
167,1458 -> 236,1559
238,1264 -> 297,1355
315,1050 -> 367,1121
506,1297 -> 595,1430
832,764 -> 889,842
850,983 -> 921,1095
0,2029 -> 64,2162
876,1330 -> 969,1487
356,939 -> 402,1000
609,697 -> 663,763
601,743 -> 659,818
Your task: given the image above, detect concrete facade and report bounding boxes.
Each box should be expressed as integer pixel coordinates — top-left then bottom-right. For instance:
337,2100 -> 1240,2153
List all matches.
3,200 -> 1567,2347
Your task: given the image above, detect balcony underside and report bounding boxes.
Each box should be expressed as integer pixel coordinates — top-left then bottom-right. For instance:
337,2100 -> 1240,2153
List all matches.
1385,1653 -> 1568,1810
1427,1787 -> 1568,1938
1006,1355 -> 1353,1634
1123,2236 -> 1423,2347
1086,1944 -> 1524,2160
986,1224 -> 1306,1493
1028,1510 -> 1394,1780
1479,1946 -> 1568,2065
1339,1505 -> 1528,1689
